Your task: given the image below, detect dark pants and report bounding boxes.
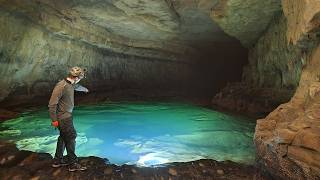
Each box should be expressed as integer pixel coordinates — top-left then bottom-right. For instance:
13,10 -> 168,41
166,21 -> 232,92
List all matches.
54,116 -> 77,164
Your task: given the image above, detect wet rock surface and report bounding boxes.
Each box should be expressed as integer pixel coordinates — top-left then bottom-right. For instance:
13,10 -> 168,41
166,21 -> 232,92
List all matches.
212,82 -> 294,118
0,109 -> 19,122
0,141 -> 266,180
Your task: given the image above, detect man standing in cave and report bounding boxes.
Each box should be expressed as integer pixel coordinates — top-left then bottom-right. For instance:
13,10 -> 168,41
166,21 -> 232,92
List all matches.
48,66 -> 89,172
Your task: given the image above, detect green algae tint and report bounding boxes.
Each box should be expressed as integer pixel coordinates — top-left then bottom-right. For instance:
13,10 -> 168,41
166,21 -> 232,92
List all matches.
0,102 -> 256,166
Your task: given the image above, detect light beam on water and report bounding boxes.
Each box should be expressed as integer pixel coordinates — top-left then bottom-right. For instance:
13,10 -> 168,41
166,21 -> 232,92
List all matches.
0,102 -> 256,166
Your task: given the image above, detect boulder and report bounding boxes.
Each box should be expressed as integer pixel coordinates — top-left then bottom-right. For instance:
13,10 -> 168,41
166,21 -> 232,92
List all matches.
287,146 -> 320,169
292,129 -> 320,153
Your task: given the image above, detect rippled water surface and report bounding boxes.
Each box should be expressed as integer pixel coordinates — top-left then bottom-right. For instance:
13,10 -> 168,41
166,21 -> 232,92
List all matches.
0,102 -> 256,166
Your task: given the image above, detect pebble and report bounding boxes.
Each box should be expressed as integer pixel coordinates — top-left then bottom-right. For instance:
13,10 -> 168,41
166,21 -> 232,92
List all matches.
217,169 -> 224,175
0,158 -> 5,165
131,168 -> 137,174
8,155 -> 15,160
168,168 -> 178,176
30,176 -> 40,180
104,167 -> 113,175
53,169 -> 61,176
202,170 -> 207,174
80,159 -> 90,164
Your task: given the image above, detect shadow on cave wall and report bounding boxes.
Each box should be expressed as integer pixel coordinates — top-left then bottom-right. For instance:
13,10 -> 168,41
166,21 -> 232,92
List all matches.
0,40 -> 248,109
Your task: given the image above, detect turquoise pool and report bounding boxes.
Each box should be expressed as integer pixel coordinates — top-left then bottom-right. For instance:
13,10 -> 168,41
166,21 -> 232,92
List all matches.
0,102 -> 256,166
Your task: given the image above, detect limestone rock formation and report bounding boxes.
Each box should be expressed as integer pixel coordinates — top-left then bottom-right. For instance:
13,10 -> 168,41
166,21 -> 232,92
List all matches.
282,0 -> 320,46
211,0 -> 282,47
211,0 -> 320,179
243,14 -> 303,90
212,12 -> 301,118
253,1 -> 320,179
211,82 -> 294,118
2,0 -> 319,178
0,0 -> 247,107
255,45 -> 320,179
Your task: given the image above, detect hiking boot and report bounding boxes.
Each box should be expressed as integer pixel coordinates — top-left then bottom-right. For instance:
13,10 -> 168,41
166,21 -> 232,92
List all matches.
68,163 -> 87,172
52,158 -> 68,168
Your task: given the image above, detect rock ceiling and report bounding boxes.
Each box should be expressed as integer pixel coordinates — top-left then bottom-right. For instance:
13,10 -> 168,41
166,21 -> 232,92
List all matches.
0,0 -> 283,58
0,0 -> 245,61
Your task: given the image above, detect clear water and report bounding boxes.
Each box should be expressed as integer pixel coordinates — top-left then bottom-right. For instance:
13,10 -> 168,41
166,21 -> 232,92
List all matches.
0,102 -> 256,166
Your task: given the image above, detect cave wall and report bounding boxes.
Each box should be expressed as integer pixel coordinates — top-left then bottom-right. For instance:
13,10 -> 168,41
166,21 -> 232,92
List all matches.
255,44 -> 320,180
211,0 -> 296,117
0,10 -> 196,107
212,0 -> 320,179
211,0 -> 282,47
243,14 -> 303,90
0,0 -> 248,107
212,12 -> 303,117
254,1 -> 320,179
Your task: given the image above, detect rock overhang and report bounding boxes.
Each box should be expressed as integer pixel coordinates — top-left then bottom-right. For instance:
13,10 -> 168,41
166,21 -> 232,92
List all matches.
0,0 -> 240,60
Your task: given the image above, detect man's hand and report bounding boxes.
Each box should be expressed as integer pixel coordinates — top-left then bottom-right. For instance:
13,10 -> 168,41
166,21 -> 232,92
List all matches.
51,120 -> 59,128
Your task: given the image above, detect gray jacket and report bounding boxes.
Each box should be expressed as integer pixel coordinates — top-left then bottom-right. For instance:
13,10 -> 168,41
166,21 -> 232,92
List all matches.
48,79 -> 88,120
